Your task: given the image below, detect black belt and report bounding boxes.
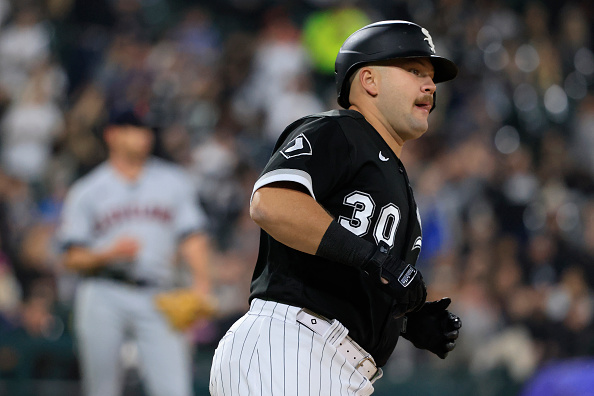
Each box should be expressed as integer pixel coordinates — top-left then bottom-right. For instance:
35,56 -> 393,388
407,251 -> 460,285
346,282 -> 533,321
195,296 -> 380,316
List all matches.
89,269 -> 158,287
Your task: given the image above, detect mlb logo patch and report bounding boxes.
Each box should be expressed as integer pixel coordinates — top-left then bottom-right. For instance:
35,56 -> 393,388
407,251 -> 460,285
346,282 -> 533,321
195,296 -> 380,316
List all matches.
281,133 -> 313,159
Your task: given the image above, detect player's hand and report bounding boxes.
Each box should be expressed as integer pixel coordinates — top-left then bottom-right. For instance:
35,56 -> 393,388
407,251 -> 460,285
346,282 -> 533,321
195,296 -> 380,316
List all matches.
106,237 -> 140,262
361,242 -> 427,317
400,297 -> 462,359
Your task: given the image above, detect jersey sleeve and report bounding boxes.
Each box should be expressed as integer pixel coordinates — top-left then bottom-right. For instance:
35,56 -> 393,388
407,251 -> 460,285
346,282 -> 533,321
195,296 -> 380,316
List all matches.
253,117 -> 353,202
56,183 -> 94,250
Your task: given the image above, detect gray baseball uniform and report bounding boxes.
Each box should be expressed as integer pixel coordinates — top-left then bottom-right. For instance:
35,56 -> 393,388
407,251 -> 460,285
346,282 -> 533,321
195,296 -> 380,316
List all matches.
57,157 -> 208,396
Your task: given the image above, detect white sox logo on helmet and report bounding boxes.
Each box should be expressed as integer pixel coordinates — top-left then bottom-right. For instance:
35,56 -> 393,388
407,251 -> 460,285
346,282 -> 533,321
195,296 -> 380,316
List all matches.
421,28 -> 436,53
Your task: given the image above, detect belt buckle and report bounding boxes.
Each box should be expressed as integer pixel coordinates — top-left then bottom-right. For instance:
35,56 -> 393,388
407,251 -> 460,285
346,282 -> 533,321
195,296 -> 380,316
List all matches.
355,354 -> 378,380
355,355 -> 374,370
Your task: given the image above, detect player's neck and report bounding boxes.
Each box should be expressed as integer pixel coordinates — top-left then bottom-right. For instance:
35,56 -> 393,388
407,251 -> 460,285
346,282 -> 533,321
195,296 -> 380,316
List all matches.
349,105 -> 404,157
109,155 -> 147,181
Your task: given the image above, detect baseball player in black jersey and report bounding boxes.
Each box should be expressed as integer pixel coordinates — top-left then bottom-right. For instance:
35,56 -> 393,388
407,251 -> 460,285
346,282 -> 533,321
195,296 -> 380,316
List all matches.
210,20 -> 462,395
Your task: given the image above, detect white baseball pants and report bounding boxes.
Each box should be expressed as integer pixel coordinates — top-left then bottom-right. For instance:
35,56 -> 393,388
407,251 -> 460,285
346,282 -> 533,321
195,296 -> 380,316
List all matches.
209,298 -> 378,395
74,279 -> 193,396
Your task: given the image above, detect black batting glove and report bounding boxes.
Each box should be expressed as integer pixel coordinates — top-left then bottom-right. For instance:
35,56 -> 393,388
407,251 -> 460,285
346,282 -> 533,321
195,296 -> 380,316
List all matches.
400,297 -> 462,359
361,242 -> 427,317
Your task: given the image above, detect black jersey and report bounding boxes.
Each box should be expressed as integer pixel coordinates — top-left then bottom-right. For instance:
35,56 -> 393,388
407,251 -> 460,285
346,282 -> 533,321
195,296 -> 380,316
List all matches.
249,109 -> 423,367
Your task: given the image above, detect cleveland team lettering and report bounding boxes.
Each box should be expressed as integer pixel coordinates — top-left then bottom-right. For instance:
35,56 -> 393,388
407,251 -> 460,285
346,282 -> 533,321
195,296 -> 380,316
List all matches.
93,204 -> 173,234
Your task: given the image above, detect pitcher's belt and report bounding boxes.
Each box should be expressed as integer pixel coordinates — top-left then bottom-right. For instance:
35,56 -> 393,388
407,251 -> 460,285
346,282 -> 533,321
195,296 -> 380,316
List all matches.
296,308 -> 378,381
88,269 -> 158,287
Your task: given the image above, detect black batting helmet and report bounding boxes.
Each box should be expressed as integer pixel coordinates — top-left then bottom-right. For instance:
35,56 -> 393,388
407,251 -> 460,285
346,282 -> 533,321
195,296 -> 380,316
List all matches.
335,20 -> 458,109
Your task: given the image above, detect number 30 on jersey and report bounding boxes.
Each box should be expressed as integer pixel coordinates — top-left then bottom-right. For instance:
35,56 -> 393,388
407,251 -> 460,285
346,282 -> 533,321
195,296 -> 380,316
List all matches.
338,191 -> 401,248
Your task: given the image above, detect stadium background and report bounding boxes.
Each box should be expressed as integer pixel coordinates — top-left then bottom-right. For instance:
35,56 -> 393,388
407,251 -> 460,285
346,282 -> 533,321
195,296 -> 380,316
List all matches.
0,0 -> 593,395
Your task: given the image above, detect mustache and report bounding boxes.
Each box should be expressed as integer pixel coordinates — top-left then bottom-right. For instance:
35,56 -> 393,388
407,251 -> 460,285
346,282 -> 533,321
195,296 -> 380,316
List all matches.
416,94 -> 434,106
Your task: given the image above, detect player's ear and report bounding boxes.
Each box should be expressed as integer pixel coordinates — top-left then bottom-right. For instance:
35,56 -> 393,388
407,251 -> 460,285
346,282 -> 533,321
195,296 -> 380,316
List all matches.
358,66 -> 379,98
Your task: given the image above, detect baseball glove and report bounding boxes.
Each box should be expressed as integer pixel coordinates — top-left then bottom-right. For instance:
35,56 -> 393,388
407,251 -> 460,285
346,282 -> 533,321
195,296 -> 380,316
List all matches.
154,289 -> 216,331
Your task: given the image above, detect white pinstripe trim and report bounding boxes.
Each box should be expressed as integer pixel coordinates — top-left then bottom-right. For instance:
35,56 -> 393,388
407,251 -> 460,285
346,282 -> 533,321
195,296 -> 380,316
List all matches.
251,169 -> 315,202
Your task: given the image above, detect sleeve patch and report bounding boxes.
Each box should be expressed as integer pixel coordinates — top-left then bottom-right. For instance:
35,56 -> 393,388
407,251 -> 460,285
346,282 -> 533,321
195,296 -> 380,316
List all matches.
280,133 -> 313,159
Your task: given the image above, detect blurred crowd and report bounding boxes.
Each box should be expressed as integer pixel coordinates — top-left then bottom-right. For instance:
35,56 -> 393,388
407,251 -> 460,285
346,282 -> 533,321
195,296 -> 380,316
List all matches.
0,0 -> 593,393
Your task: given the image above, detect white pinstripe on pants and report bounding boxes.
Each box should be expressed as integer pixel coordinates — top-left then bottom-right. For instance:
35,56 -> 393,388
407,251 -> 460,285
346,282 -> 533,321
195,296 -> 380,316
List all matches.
209,298 -> 376,396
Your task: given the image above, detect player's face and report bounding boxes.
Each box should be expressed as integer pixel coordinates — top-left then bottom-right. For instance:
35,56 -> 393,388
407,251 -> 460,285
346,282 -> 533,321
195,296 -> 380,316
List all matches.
110,125 -> 154,159
374,58 -> 436,142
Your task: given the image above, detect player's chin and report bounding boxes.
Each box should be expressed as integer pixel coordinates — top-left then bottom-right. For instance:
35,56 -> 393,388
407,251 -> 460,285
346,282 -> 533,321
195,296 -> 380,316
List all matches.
402,128 -> 427,142
409,120 -> 429,137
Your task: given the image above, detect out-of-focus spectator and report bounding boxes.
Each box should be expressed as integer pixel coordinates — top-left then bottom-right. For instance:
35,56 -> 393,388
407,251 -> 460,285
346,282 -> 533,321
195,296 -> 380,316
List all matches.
189,126 -> 246,250
261,72 -> 324,144
167,6 -> 220,66
0,5 -> 50,99
0,75 -> 64,188
62,84 -> 108,175
302,5 -> 370,76
14,221 -> 58,299
0,172 -> 39,253
231,7 -> 312,130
